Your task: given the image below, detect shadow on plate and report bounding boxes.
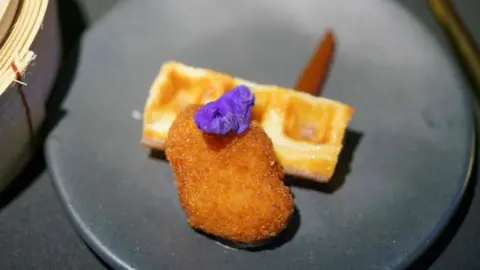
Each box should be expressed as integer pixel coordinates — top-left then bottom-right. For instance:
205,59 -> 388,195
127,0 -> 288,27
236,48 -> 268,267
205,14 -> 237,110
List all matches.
0,0 -> 86,208
149,149 -> 167,160
194,206 -> 301,252
285,129 -> 363,194
74,0 -> 121,24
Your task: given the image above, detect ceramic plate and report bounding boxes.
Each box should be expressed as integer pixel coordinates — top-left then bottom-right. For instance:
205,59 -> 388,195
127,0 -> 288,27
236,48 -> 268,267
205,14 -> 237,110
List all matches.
46,0 -> 474,269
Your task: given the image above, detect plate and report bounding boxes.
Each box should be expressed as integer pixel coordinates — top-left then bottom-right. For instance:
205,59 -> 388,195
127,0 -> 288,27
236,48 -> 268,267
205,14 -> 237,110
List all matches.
45,0 -> 475,269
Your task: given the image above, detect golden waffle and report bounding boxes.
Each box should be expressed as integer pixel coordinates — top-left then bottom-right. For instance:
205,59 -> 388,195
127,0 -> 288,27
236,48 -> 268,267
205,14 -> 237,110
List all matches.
142,61 -> 354,182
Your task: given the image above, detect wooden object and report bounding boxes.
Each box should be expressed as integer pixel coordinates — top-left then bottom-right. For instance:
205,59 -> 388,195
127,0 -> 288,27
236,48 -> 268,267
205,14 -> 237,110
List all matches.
0,0 -> 20,45
428,0 -> 480,93
0,0 -> 61,189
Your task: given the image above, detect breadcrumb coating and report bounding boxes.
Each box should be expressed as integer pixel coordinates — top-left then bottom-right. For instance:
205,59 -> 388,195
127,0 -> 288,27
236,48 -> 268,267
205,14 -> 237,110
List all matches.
165,105 -> 294,243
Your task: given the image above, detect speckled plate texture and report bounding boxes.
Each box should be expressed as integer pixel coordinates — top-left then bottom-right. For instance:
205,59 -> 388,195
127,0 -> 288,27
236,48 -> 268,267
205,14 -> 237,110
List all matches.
45,0 -> 475,269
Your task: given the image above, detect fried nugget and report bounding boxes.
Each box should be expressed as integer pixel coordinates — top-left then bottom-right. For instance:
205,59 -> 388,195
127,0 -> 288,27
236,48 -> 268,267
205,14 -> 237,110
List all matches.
165,104 -> 294,245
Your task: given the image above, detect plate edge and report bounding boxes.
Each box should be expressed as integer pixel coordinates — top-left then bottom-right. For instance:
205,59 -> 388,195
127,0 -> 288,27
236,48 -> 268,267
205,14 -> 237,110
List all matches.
44,136 -> 135,270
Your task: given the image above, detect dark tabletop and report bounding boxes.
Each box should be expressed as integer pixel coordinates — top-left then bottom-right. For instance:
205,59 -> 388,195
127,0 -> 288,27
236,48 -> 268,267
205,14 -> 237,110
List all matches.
0,0 -> 479,269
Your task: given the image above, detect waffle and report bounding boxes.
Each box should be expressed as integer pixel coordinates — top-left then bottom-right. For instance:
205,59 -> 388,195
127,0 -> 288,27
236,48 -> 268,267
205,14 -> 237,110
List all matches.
142,61 -> 354,182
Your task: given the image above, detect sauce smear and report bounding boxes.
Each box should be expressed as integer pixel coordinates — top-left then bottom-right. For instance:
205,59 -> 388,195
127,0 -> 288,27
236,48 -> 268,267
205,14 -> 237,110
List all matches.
294,29 -> 336,96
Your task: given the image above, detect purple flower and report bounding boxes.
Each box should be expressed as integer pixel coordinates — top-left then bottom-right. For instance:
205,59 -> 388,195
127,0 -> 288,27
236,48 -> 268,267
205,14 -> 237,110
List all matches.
194,85 -> 255,135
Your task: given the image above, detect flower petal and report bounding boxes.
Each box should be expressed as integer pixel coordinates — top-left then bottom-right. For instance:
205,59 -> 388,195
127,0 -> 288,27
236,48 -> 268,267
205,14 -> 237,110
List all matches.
194,85 -> 255,135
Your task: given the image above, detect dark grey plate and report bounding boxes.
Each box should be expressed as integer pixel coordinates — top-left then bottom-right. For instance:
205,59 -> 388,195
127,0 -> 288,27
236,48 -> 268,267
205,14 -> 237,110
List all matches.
45,0 -> 475,269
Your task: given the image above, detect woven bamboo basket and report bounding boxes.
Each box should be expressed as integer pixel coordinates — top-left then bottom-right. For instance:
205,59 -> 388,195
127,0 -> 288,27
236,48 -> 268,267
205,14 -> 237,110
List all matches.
0,0 -> 61,190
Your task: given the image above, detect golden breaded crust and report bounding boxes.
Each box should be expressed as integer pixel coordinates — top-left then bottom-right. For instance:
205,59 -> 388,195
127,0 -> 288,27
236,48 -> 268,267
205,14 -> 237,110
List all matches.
143,61 -> 354,182
165,105 -> 294,243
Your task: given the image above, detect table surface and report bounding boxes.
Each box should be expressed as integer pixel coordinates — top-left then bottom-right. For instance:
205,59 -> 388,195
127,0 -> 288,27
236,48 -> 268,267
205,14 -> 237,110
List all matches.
1,0 -> 479,269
